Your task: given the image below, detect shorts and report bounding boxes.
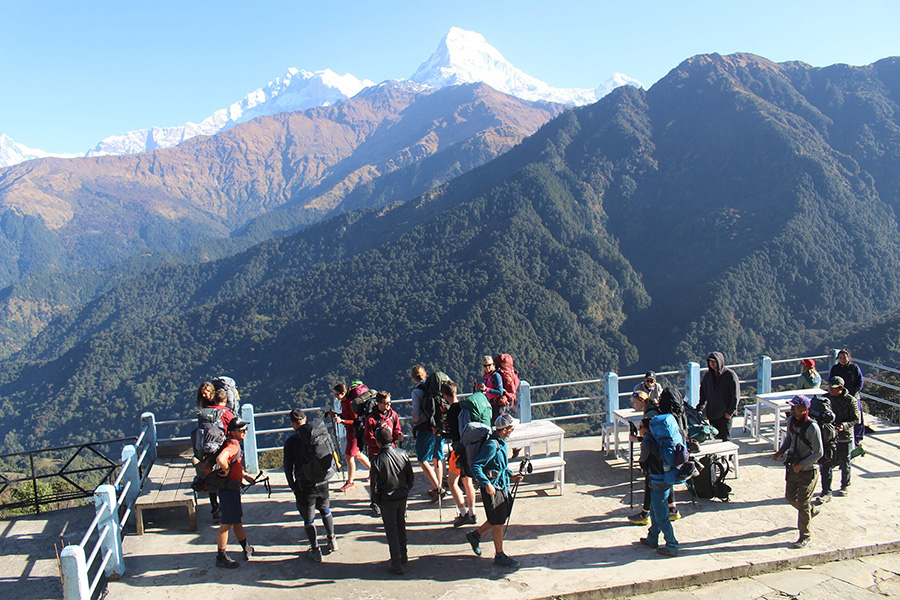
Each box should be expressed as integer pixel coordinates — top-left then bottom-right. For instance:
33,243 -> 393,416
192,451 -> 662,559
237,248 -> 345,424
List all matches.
294,482 -> 330,521
448,447 -> 472,478
218,488 -> 243,525
344,425 -> 360,456
481,485 -> 512,526
415,429 -> 444,462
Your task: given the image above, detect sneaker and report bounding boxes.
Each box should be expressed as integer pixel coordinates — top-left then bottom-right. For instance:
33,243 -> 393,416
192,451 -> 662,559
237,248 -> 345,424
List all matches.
833,488 -> 848,497
242,545 -> 254,560
387,563 -> 405,575
494,553 -> 521,569
792,537 -> 810,549
216,554 -> 239,569
306,547 -> 323,563
639,537 -> 658,549
465,513 -> 478,525
628,512 -> 649,525
428,489 -> 440,505
465,530 -> 482,556
656,547 -> 679,557
814,493 -> 832,505
453,513 -> 470,528
668,509 -> 682,522
325,536 -> 338,554
337,481 -> 355,492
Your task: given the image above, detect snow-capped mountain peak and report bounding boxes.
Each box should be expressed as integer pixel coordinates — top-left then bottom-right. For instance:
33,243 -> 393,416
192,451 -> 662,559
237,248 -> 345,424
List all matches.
0,134 -> 78,168
410,27 -> 641,106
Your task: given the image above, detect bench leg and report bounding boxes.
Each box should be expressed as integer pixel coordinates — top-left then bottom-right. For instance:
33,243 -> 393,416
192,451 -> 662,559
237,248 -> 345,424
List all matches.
135,507 -> 145,536
187,502 -> 197,531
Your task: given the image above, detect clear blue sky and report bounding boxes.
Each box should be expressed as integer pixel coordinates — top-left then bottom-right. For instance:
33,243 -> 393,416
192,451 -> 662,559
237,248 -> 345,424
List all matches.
2,0 -> 898,154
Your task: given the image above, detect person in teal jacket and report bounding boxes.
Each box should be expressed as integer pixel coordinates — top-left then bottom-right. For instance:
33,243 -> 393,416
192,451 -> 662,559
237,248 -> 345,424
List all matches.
464,414 -> 524,569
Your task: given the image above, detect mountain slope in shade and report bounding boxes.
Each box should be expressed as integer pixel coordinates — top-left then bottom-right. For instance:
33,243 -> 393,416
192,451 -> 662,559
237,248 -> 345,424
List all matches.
410,27 -> 641,105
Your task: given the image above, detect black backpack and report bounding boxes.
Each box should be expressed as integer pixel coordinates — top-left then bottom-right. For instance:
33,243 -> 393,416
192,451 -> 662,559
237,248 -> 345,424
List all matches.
191,408 -> 227,464
691,454 -> 731,501
659,386 -> 688,436
417,371 -> 451,433
808,396 -> 837,464
299,419 -> 336,485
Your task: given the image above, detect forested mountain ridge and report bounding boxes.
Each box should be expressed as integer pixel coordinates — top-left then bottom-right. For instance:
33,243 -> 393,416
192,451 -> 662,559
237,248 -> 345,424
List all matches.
3,52 -> 900,451
0,82 -> 563,356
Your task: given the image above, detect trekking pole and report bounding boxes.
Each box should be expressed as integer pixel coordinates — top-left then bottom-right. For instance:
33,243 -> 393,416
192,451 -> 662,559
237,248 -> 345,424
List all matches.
504,459 -> 532,536
329,412 -> 345,479
629,438 -> 634,508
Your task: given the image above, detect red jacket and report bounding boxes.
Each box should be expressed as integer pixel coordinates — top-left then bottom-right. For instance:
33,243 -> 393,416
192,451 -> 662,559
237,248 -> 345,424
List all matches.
364,407 -> 402,456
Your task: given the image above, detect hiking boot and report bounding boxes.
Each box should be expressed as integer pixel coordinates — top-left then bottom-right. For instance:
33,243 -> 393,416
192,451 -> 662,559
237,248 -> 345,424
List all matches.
810,506 -> 820,518
337,481 -> 355,492
466,513 -> 477,525
370,503 -> 381,517
306,547 -> 323,563
242,545 -> 254,560
325,536 -> 338,554
668,509 -> 682,521
387,562 -> 405,575
628,511 -> 649,525
639,537 -> 658,549
656,547 -> 678,557
792,537 -> 810,549
465,530 -> 482,556
216,553 -> 239,569
494,553 -> 521,569
453,513 -> 470,528
814,493 -> 832,505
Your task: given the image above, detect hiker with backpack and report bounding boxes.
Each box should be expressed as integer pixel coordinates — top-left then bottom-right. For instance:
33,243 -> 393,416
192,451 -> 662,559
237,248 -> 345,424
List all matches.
477,355 -> 505,421
819,376 -> 861,499
370,425 -> 415,575
196,381 -> 216,409
441,380 -> 478,527
191,384 -> 236,523
627,391 -> 680,525
465,414 -> 525,570
364,391 -> 403,517
331,383 -> 371,492
213,418 -> 257,568
829,349 -> 866,448
283,409 -> 338,562
697,352 -> 741,441
773,395 -> 824,548
410,365 -> 447,504
637,412 -> 692,557
212,375 -> 241,416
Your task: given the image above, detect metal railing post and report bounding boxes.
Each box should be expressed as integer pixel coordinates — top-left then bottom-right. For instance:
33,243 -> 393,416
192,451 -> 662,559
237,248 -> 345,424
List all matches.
605,372 -> 619,422
758,355 -> 772,395
140,412 -> 157,464
120,444 -> 140,510
518,381 -> 532,423
684,362 -> 700,407
60,544 -> 90,600
93,484 -> 124,577
241,404 -> 260,474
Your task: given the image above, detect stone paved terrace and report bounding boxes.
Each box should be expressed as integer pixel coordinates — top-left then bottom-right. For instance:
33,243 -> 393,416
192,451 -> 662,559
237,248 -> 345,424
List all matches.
4,414 -> 900,600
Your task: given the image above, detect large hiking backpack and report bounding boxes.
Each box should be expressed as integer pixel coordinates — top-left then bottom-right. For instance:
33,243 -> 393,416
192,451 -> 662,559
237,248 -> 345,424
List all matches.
648,413 -> 692,486
191,439 -> 242,493
659,386 -> 688,435
459,391 -> 493,428
191,407 -> 228,477
494,354 -> 520,411
417,371 -> 452,434
347,381 -> 378,446
691,454 -> 731,501
685,405 -> 718,442
809,396 -> 837,464
461,421 -> 492,470
212,376 -> 241,415
300,419 -> 336,485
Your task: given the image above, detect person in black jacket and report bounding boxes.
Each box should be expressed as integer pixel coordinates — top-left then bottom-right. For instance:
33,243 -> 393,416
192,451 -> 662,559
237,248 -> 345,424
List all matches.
697,351 -> 741,441
283,409 -> 337,563
820,377 -> 861,498
370,425 -> 415,575
829,348 -> 866,446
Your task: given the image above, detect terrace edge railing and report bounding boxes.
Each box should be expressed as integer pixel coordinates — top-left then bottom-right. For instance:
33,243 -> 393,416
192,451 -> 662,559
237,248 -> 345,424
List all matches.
50,349 -> 899,598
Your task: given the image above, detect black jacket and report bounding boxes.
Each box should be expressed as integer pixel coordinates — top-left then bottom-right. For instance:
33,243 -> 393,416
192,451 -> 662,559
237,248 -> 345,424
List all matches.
698,351 -> 741,420
370,444 -> 414,504
283,418 -> 334,491
829,362 -> 864,397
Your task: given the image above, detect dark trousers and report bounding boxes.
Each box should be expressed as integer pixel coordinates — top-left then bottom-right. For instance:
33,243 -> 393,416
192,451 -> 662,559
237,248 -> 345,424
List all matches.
821,441 -> 852,492
710,415 -> 733,441
785,468 -> 818,539
379,497 -> 408,566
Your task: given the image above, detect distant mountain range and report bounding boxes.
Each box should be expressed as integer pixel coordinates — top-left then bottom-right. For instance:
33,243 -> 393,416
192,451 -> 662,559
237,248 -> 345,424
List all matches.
1,27 -> 640,166
2,52 -> 899,452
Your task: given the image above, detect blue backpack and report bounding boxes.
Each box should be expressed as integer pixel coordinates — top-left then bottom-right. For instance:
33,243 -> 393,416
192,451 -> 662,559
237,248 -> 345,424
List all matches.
649,414 -> 692,485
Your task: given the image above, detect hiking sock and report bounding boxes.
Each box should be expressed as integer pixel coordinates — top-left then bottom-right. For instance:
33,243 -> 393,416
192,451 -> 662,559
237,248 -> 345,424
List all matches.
238,538 -> 249,551
304,520 -> 318,548
217,548 -> 227,559
322,510 -> 335,539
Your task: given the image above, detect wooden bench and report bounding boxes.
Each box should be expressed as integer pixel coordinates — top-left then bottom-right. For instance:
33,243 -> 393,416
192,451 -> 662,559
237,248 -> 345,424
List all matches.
134,457 -> 197,535
692,440 -> 740,478
507,420 -> 566,495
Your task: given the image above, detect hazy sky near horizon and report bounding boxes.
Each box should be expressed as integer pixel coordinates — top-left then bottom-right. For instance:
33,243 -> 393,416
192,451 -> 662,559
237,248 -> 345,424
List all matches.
3,0 -> 898,153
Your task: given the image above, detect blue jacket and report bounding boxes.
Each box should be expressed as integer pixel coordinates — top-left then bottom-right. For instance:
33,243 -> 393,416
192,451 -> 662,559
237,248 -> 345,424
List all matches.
470,433 -> 511,491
